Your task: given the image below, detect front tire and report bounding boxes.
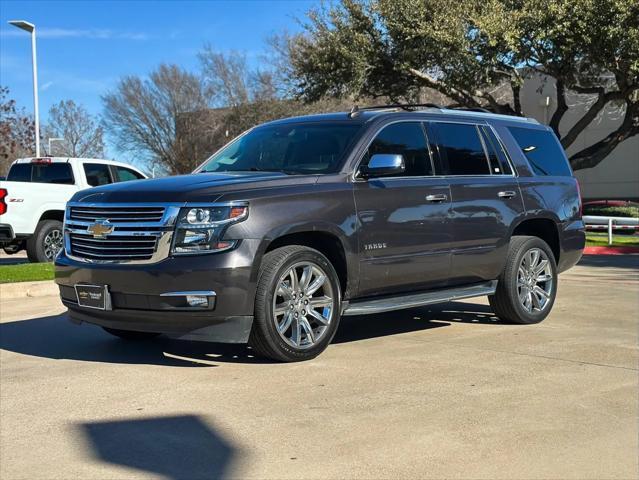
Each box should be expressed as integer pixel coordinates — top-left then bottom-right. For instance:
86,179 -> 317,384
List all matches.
102,327 -> 161,340
26,219 -> 63,263
489,236 -> 557,324
249,246 -> 342,362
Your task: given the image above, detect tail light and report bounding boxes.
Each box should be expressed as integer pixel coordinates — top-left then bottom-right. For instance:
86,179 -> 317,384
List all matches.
0,188 -> 7,215
31,157 -> 52,164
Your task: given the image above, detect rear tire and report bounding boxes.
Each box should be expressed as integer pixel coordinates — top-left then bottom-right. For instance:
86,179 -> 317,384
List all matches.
489,236 -> 557,325
26,219 -> 63,263
102,327 -> 161,340
249,246 -> 342,362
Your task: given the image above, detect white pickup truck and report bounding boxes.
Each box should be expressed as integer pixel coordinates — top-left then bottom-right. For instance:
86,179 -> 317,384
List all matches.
0,157 -> 147,262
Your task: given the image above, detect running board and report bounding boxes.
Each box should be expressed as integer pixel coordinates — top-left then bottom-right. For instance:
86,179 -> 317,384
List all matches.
342,280 -> 497,316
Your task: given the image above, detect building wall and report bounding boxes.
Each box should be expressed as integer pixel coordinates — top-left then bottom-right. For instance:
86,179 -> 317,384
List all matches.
519,73 -> 638,201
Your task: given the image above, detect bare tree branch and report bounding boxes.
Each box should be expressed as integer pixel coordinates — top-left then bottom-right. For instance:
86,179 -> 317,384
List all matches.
569,101 -> 639,170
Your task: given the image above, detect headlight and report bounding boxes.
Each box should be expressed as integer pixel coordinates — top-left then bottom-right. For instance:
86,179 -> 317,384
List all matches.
172,204 -> 247,255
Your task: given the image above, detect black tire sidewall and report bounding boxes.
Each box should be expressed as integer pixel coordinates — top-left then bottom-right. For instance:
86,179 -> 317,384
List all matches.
27,220 -> 63,263
506,237 -> 558,324
255,247 -> 341,361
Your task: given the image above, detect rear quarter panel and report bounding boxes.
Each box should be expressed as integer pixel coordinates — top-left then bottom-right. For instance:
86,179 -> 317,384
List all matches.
493,122 -> 585,272
0,181 -> 77,234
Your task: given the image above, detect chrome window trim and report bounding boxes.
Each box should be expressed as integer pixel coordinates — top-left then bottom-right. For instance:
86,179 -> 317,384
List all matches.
483,123 -> 518,177
351,118 -> 517,183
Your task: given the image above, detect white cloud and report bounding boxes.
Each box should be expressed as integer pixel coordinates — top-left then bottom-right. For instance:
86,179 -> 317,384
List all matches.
1,28 -> 149,40
40,81 -> 54,91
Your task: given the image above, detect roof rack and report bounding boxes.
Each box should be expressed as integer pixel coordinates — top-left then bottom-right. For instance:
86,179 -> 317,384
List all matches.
450,106 -> 494,113
349,103 -> 441,118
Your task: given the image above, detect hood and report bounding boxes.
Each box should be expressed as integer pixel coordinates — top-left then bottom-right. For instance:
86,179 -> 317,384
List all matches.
71,171 -> 320,203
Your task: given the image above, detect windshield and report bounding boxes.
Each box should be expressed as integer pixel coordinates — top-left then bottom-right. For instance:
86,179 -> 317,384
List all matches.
198,122 -> 363,175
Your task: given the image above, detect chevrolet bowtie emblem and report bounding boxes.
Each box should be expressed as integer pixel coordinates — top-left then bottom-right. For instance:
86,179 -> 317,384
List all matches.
87,220 -> 114,239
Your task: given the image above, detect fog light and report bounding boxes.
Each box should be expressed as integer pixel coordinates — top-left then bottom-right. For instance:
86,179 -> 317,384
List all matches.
186,295 -> 209,308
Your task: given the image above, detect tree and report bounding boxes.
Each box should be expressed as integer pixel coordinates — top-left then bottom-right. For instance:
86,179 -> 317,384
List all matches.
44,100 -> 105,157
198,46 -> 281,106
102,64 -> 209,175
286,0 -> 639,170
0,86 -> 35,174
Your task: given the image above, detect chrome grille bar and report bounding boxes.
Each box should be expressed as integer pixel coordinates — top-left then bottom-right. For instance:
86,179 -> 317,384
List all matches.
64,203 -> 180,264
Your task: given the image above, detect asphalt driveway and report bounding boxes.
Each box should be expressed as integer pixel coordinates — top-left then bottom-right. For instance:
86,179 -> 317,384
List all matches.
0,255 -> 637,479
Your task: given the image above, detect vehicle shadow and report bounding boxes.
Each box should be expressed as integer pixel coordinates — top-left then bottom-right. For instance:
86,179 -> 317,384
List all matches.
578,254 -> 639,270
0,301 -> 507,366
78,414 -> 236,480
416,301 -> 507,325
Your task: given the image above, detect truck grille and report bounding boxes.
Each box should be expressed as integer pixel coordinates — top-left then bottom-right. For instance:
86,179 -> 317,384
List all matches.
64,204 -> 176,264
69,206 -> 165,223
69,232 -> 159,260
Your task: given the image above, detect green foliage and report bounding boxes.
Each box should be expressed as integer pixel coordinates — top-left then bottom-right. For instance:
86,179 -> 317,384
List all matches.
583,204 -> 639,218
287,0 -> 639,170
0,263 -> 54,284
586,232 -> 639,247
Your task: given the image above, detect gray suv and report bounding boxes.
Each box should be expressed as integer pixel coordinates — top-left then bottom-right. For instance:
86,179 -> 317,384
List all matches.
55,105 -> 585,362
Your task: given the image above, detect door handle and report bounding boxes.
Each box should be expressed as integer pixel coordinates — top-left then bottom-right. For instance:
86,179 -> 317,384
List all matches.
498,191 -> 517,199
426,194 -> 448,202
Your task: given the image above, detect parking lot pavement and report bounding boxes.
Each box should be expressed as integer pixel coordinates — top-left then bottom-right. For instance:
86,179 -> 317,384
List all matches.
1,256 -> 637,480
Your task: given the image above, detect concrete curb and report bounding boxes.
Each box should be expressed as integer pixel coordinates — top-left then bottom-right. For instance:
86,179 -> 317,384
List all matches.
0,280 -> 58,300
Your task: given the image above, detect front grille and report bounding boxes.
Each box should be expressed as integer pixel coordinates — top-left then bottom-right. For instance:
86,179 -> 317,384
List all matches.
69,232 -> 158,260
64,204 -> 176,264
69,206 -> 165,223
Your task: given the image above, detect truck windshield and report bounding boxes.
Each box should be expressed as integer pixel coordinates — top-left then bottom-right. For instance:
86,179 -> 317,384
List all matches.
199,122 -> 363,175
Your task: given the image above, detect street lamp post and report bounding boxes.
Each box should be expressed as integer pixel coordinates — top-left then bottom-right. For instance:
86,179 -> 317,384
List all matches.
8,20 -> 40,158
48,137 -> 64,156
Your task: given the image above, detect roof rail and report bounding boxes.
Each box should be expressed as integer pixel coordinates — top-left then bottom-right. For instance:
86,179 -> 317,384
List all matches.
347,102 -> 537,124
348,103 -> 441,118
451,106 -> 494,113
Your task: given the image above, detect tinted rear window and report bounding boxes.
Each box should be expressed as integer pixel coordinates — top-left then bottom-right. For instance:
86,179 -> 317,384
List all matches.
6,164 -> 31,182
7,163 -> 75,184
508,127 -> 572,176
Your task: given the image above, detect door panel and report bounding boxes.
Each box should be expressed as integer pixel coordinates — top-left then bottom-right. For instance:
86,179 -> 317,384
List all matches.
448,176 -> 523,284
354,178 -> 452,296
427,120 -> 525,285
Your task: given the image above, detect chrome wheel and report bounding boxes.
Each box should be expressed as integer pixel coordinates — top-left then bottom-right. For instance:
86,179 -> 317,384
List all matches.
43,229 -> 63,261
272,261 -> 335,349
517,247 -> 553,313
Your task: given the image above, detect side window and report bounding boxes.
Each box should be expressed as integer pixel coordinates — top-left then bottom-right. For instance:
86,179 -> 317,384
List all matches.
115,166 -> 145,182
508,126 -> 572,176
480,126 -> 513,175
432,123 -> 490,176
83,163 -> 113,187
362,122 -> 433,177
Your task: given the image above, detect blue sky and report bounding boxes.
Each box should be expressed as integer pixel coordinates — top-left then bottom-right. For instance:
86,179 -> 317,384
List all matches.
0,0 -> 317,158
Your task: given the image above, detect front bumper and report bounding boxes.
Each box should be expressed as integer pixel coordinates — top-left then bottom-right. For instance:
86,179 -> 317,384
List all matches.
55,239 -> 260,338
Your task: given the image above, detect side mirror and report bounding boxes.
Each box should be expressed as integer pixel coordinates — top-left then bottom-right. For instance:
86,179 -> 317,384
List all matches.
359,154 -> 405,178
